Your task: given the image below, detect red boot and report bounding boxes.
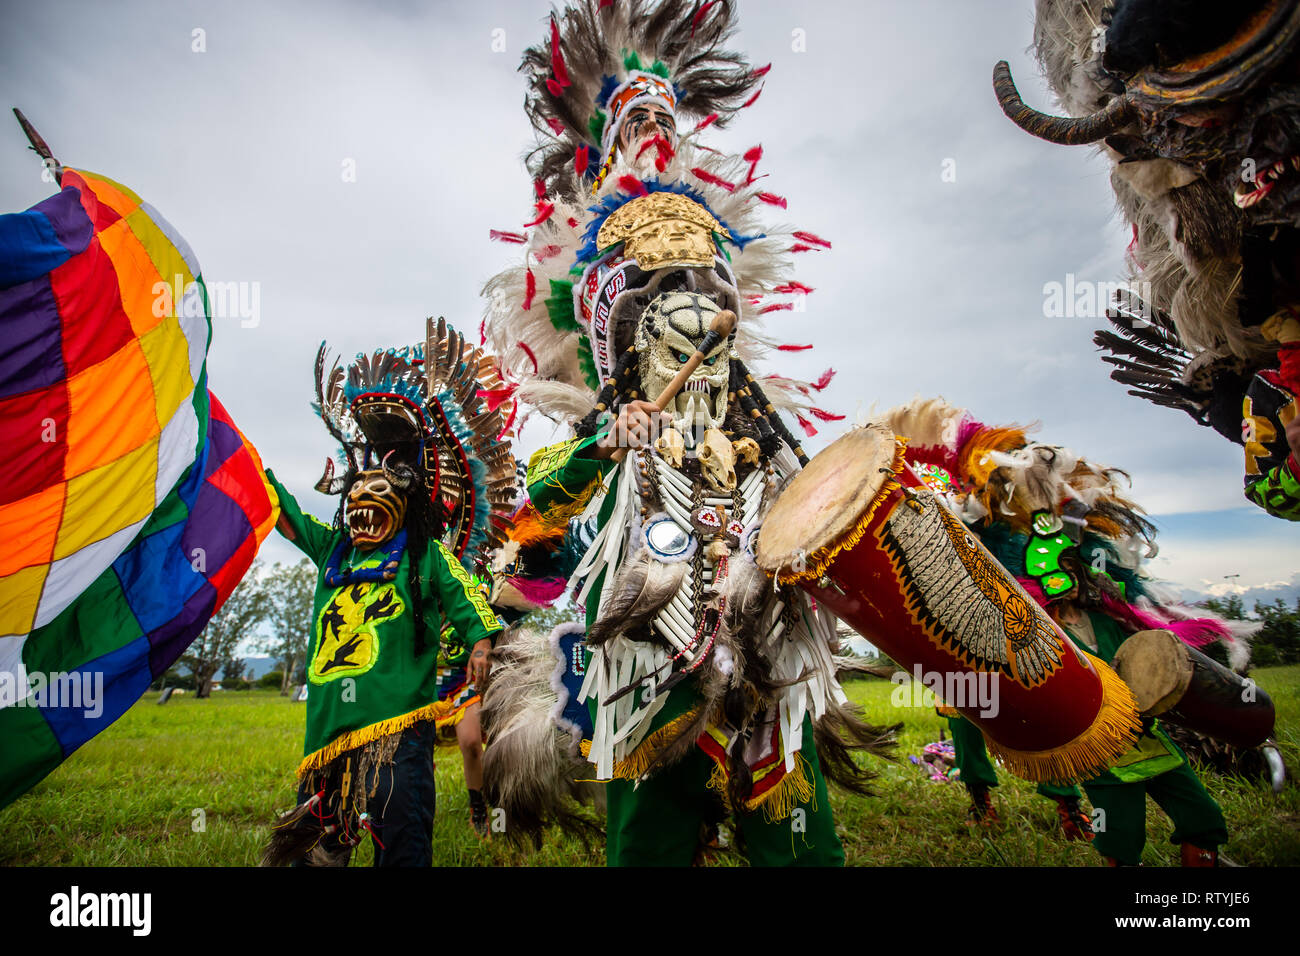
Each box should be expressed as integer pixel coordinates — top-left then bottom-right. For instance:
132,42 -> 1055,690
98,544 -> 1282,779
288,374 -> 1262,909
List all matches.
966,786 -> 1001,829
1180,843 -> 1218,867
1053,796 -> 1094,842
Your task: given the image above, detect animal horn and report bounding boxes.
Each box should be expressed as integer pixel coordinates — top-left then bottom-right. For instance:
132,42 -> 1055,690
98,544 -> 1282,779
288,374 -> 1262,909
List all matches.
992,60 -> 1136,145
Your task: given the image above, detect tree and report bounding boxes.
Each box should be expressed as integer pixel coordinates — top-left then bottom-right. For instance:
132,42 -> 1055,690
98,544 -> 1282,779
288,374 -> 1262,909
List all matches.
258,559 -> 316,696
1199,594 -> 1300,668
182,562 -> 270,698
221,657 -> 248,683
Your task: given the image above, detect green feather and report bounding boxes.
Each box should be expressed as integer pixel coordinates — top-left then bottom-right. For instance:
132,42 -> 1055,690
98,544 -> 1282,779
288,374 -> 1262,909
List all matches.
623,50 -> 643,72
544,279 -> 579,333
650,60 -> 669,79
588,110 -> 606,145
577,336 -> 599,391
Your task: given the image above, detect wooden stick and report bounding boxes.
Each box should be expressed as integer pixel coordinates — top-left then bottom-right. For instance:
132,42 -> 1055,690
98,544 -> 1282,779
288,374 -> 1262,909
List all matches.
12,108 -> 61,183
609,309 -> 737,463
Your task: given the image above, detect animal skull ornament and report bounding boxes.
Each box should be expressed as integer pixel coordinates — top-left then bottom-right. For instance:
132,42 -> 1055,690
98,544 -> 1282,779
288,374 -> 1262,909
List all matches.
655,426 -> 686,468
345,469 -> 408,550
635,291 -> 732,434
697,427 -> 737,491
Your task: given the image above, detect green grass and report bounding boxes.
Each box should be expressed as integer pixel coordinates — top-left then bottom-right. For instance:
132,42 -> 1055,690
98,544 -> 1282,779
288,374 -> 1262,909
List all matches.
3,667 -> 1297,866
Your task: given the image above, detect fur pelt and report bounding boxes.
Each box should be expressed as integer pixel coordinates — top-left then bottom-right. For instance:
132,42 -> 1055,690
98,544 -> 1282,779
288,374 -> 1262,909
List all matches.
587,546 -> 688,645
480,626 -> 605,848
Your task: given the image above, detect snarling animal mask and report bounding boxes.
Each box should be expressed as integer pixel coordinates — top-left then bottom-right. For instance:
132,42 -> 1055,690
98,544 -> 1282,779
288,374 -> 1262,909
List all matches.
635,291 -> 732,433
345,461 -> 413,550
996,0 -> 1300,335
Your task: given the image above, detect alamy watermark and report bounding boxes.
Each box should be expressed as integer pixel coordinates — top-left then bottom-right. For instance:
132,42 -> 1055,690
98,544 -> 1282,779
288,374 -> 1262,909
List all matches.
890,663 -> 1000,718
1042,275 -> 1152,320
0,670 -> 103,718
152,274 -> 261,328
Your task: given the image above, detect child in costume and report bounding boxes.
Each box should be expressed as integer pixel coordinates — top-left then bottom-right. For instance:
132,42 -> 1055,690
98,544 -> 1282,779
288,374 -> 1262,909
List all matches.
262,320 -> 516,866
886,397 -> 1248,866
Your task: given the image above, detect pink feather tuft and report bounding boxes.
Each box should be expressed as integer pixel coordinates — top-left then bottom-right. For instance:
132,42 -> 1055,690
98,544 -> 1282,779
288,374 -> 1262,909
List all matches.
509,576 -> 568,606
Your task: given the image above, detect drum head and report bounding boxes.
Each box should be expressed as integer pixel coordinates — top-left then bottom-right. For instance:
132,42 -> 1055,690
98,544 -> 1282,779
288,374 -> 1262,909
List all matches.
757,423 -> 897,576
1111,628 -> 1194,715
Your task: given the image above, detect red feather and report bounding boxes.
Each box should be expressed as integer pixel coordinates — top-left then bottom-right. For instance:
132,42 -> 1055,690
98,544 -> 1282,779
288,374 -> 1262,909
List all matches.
575,144 -> 589,176
789,243 -> 817,253
567,216 -> 579,229
792,230 -> 832,248
691,1 -> 720,36
810,408 -> 845,422
518,341 -> 540,374
774,281 -> 814,294
752,63 -> 772,79
618,175 -> 649,197
692,167 -> 735,192
776,341 -> 811,348
523,201 -> 555,228
763,304 -> 796,315
550,16 -> 570,88
522,269 -> 537,310
534,243 -> 563,262
533,177 -> 546,200
694,113 -> 719,131
546,116 -> 566,135
479,318 -> 487,344
812,368 -> 835,391
756,192 -> 787,208
796,413 -> 817,437
742,85 -> 764,109
490,229 -> 527,243
743,145 -> 762,163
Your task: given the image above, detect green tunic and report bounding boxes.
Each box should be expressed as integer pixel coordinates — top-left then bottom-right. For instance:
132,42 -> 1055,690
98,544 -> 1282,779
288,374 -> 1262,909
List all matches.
266,472 -> 502,773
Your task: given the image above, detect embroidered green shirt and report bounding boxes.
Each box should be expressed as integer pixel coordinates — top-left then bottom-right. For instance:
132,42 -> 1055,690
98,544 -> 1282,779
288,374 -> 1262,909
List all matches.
265,471 -> 502,771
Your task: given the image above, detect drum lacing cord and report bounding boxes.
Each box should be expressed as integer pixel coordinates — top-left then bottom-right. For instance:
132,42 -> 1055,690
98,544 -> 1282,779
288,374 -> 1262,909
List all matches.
881,466 -> 924,513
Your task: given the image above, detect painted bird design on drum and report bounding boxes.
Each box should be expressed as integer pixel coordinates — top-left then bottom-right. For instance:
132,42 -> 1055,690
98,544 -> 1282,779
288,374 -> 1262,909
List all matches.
879,493 -> 1062,688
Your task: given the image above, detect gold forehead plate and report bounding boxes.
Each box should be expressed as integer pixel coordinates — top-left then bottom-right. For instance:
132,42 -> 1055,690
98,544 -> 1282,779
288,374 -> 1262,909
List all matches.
596,193 -> 730,270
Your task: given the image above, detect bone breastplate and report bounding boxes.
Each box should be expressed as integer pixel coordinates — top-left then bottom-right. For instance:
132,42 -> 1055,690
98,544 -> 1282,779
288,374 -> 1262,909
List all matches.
635,451 -> 769,658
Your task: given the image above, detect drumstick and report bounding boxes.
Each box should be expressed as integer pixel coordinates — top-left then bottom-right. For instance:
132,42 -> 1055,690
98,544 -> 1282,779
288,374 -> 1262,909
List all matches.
609,309 -> 737,463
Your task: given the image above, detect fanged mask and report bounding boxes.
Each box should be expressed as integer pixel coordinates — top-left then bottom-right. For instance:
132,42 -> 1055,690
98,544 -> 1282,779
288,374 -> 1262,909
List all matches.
345,468 -> 409,550
635,291 -> 732,434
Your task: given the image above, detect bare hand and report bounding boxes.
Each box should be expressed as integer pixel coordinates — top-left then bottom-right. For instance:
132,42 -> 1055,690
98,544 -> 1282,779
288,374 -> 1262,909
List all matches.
593,400 -> 670,459
468,639 -> 492,689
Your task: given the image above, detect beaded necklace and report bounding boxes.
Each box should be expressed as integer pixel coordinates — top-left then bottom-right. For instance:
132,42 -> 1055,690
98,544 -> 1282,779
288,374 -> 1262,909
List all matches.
323,528 -> 408,588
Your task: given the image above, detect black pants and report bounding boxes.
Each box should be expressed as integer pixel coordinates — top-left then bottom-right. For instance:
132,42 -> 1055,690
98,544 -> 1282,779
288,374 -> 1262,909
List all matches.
296,721 -> 438,867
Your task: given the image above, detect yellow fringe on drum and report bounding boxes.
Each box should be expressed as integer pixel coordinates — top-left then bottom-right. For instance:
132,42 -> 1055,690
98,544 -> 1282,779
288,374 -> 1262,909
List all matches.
776,440 -> 908,585
984,652 -> 1142,784
296,699 -> 454,777
609,707 -> 704,780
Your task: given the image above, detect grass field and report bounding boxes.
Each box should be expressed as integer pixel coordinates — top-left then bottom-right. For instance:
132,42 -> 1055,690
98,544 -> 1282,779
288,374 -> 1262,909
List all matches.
2,666 -> 1297,866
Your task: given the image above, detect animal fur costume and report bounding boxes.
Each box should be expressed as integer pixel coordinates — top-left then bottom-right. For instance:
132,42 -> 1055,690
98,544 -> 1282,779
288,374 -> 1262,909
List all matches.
883,397 -> 1278,861
993,1 -> 1300,519
261,320 -> 514,866
479,0 -> 894,866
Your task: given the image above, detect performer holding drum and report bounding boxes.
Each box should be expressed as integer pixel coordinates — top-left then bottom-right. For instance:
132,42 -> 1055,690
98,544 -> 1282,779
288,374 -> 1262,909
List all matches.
877,397 -> 1272,865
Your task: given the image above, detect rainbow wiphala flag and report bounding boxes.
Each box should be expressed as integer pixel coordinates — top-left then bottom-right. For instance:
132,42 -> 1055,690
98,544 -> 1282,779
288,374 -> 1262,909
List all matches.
0,168 -> 278,808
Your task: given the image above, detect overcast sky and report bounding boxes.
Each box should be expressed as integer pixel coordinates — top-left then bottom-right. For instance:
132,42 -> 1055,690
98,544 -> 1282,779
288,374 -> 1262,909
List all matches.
3,0 -> 1296,603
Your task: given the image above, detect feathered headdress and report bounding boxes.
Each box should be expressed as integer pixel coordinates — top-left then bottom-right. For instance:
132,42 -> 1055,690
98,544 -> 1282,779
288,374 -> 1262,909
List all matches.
313,317 -> 517,561
484,0 -> 841,445
883,396 -> 1258,669
521,0 -> 764,199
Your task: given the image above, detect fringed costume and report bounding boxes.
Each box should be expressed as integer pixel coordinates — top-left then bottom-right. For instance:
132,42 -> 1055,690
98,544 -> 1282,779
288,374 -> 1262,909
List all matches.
262,320 -> 515,866
885,397 -> 1246,865
479,0 -> 894,867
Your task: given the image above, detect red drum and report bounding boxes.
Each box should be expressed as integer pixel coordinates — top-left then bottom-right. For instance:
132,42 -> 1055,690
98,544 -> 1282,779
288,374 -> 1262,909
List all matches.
1112,628 -> 1275,749
757,424 -> 1141,783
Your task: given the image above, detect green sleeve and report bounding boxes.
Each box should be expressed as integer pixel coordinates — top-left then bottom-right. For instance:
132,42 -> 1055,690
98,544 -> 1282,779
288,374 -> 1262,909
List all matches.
264,470 -> 339,567
525,435 -> 614,514
429,542 -> 504,648
1245,458 -> 1300,521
